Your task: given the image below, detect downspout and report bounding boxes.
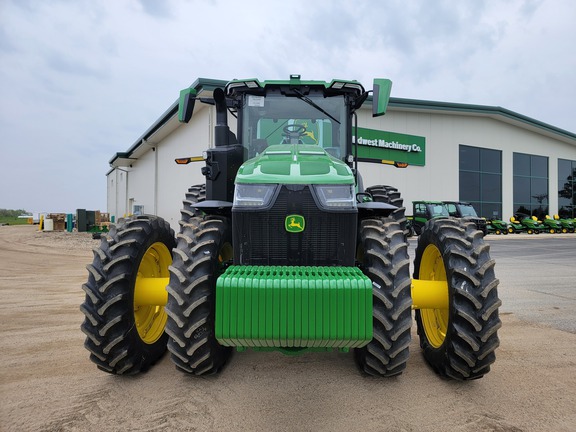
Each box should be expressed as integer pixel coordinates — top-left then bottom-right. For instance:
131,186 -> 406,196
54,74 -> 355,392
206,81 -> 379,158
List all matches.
154,146 -> 158,215
115,167 -> 130,218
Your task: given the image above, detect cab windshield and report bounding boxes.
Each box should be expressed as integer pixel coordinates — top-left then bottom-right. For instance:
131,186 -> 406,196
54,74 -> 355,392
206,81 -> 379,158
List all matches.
458,205 -> 478,217
241,91 -> 347,160
427,204 -> 449,217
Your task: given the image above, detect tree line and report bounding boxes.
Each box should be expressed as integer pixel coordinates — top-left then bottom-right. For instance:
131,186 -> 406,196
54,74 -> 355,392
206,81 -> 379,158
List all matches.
0,209 -> 30,217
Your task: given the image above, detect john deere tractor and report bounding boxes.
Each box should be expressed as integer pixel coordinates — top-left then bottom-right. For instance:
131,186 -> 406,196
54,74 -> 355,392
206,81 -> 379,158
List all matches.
81,75 -> 501,380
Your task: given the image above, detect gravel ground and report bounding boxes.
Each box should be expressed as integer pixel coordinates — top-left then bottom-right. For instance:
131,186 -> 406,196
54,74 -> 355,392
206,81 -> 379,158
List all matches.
1,224 -> 575,432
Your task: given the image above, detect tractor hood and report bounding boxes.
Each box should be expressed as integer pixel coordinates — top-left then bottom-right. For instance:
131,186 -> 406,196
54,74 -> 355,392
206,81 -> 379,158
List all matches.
235,144 -> 354,185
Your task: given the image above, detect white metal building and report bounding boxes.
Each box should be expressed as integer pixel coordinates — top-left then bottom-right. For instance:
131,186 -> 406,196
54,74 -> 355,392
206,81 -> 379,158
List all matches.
107,78 -> 576,232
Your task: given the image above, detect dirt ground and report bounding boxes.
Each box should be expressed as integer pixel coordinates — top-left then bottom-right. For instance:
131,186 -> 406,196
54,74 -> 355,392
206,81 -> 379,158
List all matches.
1,225 -> 575,432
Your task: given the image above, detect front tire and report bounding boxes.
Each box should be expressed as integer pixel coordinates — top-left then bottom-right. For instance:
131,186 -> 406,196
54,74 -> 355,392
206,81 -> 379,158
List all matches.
354,217 -> 412,376
80,216 -> 175,374
165,216 -> 233,375
413,218 -> 501,380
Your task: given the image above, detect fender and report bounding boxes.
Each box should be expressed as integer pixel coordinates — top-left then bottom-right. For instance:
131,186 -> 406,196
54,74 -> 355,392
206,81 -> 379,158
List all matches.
357,201 -> 398,218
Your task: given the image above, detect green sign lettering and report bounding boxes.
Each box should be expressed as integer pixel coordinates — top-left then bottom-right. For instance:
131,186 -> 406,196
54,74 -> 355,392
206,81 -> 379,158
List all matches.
353,127 -> 426,166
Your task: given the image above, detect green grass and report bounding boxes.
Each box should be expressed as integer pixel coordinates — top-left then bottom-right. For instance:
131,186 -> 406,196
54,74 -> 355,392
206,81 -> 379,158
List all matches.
0,216 -> 31,225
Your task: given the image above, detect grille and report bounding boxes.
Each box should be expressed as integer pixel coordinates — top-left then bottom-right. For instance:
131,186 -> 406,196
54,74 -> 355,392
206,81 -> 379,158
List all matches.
233,186 -> 357,266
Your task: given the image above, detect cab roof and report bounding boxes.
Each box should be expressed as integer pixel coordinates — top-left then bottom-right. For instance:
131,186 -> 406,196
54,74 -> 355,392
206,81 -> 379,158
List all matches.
225,74 -> 365,97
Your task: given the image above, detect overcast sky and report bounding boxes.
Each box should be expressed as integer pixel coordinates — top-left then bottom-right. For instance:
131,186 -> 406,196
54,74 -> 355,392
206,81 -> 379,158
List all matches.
1,0 -> 575,213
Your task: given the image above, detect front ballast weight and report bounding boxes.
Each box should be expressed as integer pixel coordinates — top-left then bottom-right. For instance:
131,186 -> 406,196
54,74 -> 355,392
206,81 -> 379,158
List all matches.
215,266 -> 374,350
81,214 -> 500,380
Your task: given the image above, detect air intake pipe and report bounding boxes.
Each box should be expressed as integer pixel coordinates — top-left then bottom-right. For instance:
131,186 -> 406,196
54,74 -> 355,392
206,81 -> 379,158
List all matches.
213,87 -> 233,147
203,87 -> 242,202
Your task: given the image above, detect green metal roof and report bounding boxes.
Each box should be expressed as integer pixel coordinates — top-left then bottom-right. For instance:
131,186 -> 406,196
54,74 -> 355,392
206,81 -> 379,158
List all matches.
388,97 -> 576,141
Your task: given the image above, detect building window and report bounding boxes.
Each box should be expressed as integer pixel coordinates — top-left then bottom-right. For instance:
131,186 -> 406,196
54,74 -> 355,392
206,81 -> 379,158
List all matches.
558,159 -> 576,218
459,145 -> 502,219
513,152 -> 549,219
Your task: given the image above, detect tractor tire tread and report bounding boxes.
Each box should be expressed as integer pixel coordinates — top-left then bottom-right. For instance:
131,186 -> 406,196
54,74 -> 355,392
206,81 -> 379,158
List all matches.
414,218 -> 501,380
179,184 -> 206,229
80,215 -> 175,375
355,217 -> 412,377
365,185 -> 409,237
165,215 -> 232,375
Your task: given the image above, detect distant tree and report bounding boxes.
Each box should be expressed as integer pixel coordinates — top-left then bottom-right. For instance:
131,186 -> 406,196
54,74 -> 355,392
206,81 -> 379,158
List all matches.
0,209 -> 30,217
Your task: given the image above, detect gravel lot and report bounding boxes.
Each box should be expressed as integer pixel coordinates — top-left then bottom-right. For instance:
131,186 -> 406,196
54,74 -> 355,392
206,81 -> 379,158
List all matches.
1,225 -> 575,432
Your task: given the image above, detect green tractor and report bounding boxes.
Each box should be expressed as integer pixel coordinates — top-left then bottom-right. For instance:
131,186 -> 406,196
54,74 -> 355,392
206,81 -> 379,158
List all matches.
406,201 -> 450,236
541,215 -> 563,233
485,218 -> 510,235
508,215 -> 527,233
442,201 -> 488,235
80,76 -> 501,380
512,214 -> 543,234
554,214 -> 575,233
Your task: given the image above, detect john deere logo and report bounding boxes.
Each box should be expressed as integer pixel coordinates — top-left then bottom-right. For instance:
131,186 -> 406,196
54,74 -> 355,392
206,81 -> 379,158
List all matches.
285,215 -> 305,233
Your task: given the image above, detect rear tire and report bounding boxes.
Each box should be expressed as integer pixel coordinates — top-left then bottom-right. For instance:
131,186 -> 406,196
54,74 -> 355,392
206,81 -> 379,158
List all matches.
413,218 -> 501,380
365,185 -> 408,236
80,216 -> 175,374
354,217 -> 412,376
179,184 -> 206,228
165,216 -> 233,375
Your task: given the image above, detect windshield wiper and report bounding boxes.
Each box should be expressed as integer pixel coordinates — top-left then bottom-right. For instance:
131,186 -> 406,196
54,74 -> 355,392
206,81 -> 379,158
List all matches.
292,89 -> 340,124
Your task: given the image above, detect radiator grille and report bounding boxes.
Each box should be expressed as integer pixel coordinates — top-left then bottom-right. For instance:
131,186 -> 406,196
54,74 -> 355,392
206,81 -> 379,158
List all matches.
233,186 -> 357,266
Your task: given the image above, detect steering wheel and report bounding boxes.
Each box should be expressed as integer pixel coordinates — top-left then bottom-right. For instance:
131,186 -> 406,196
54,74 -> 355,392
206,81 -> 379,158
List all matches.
282,124 -> 307,141
283,124 -> 306,135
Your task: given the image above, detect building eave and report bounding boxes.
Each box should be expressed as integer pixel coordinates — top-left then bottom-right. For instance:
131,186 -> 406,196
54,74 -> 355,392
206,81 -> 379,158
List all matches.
387,97 -> 576,144
109,78 -> 228,168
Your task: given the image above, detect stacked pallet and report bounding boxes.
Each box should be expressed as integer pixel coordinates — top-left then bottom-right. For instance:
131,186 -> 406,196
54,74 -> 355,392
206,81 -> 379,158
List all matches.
48,213 -> 67,231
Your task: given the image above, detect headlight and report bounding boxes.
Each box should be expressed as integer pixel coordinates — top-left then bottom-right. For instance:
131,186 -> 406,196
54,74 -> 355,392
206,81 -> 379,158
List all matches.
233,184 -> 277,208
313,184 -> 356,210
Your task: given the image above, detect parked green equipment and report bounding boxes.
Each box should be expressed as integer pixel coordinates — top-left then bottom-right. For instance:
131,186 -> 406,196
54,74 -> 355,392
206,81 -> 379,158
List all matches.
541,215 -> 562,233
508,216 -> 526,233
442,201 -> 487,235
81,76 -> 501,380
554,214 -> 575,233
514,214 -> 543,234
486,219 -> 510,235
406,201 -> 449,236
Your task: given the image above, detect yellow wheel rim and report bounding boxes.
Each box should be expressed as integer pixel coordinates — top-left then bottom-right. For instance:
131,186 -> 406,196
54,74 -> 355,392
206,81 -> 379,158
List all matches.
219,242 -> 234,267
134,242 -> 171,344
419,244 -> 449,348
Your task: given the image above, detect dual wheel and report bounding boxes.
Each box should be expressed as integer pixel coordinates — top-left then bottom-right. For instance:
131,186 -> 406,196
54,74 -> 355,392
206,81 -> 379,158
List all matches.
355,188 -> 500,379
81,188 -> 501,380
80,186 -> 232,375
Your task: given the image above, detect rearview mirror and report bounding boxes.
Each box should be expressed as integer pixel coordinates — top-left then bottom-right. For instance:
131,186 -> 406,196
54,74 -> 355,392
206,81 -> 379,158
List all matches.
372,79 -> 392,117
178,88 -> 197,123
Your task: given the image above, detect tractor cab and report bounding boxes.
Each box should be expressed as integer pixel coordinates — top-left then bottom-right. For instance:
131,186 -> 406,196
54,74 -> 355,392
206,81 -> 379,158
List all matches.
442,201 -> 487,235
407,200 -> 449,236
178,75 -> 392,202
230,76 -> 360,162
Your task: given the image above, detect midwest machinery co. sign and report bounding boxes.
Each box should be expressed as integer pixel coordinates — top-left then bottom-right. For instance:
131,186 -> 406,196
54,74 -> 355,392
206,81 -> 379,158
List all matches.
353,127 -> 426,166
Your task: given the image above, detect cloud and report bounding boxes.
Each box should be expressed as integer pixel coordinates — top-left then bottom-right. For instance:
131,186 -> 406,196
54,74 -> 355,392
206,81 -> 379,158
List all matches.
138,0 -> 173,18
0,0 -> 574,213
